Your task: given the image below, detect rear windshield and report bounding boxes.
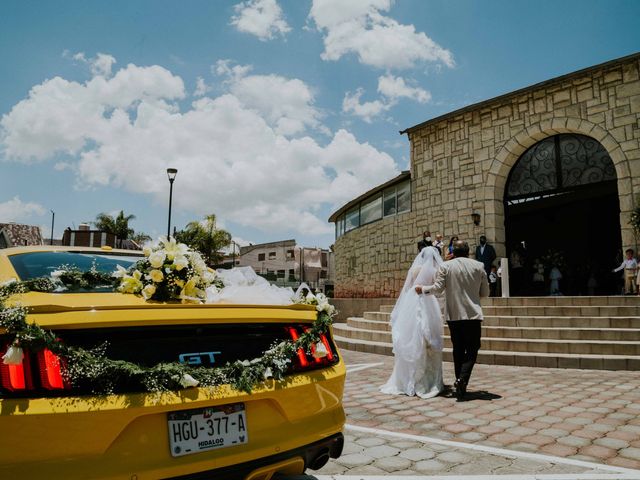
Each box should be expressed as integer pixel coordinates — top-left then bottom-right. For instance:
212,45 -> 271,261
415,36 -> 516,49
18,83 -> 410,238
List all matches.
8,251 -> 140,291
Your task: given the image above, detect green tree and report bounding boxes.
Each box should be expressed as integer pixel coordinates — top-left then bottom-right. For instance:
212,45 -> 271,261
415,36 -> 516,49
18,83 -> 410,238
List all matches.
175,214 -> 231,265
94,210 -> 136,248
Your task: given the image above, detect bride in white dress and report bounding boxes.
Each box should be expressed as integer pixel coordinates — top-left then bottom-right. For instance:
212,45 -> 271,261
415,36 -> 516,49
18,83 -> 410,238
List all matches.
380,247 -> 444,399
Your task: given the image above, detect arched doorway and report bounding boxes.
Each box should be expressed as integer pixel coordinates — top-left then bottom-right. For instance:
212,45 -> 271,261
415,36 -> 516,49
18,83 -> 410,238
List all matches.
504,133 -> 622,296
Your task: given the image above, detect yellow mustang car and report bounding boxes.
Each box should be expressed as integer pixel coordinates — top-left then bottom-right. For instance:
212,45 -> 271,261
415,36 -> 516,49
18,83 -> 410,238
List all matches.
0,246 -> 345,480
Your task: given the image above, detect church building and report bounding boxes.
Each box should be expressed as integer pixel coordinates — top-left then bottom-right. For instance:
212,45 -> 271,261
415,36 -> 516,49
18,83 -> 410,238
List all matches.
329,53 -> 640,298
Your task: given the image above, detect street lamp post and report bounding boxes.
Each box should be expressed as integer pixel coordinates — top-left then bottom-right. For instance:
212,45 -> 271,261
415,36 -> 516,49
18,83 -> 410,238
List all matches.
50,210 -> 55,246
166,168 -> 178,239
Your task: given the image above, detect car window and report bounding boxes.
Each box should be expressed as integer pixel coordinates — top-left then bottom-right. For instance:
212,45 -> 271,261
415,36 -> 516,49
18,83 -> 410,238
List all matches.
8,251 -> 140,289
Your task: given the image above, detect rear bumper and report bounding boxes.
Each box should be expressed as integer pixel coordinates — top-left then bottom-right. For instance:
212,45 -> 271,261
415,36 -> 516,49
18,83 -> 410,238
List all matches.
167,432 -> 344,479
0,361 -> 346,480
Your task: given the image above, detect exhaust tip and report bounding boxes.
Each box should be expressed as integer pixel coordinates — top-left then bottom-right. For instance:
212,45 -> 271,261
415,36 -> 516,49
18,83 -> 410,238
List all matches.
309,451 -> 330,470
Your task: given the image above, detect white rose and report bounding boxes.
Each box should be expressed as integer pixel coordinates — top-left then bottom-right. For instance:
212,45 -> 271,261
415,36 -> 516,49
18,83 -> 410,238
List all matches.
312,341 -> 328,359
142,246 -> 152,257
141,284 -> 157,300
173,255 -> 189,271
149,251 -> 166,269
149,269 -> 164,283
2,345 -> 24,365
192,255 -> 207,275
180,373 -> 199,388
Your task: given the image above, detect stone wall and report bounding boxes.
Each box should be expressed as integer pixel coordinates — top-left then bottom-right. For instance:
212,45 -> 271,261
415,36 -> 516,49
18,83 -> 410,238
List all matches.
334,53 -> 640,298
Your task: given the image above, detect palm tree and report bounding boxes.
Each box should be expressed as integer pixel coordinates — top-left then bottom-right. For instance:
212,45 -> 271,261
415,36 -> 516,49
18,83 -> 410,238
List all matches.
94,211 -> 136,248
175,214 -> 231,265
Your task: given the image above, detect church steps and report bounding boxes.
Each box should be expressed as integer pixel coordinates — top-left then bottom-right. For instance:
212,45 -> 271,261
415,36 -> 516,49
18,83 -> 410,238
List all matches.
380,296 -> 640,311
338,297 -> 640,370
483,305 -> 639,316
333,335 -> 640,371
484,316 -> 640,328
362,311 -> 640,328
345,317 -> 640,341
347,317 -> 391,331
333,324 -> 640,355
483,297 -> 640,307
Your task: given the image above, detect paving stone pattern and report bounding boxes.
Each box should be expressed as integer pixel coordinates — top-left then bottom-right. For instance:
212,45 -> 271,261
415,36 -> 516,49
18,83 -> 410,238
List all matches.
317,350 -> 640,475
311,430 -> 611,477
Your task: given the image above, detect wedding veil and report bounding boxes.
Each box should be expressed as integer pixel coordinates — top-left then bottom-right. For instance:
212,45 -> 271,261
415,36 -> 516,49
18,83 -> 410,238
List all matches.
390,247 -> 444,361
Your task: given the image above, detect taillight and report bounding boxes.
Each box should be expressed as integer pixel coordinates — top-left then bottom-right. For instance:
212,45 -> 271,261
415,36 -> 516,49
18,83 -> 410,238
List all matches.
0,344 -> 34,392
285,325 -> 338,371
319,333 -> 335,361
37,349 -> 69,390
0,343 -> 70,395
286,327 -> 309,367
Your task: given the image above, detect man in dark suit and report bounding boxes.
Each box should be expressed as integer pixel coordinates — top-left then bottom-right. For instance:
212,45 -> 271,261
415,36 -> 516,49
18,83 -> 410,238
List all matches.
475,235 -> 496,277
417,231 -> 432,252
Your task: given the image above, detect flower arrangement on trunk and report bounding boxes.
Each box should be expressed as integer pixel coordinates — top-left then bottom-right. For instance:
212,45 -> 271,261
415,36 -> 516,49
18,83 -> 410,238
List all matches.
114,236 -> 222,302
0,238 -> 336,395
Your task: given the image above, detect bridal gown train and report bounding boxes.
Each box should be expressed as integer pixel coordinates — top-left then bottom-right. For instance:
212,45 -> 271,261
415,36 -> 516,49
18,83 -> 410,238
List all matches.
380,248 -> 444,399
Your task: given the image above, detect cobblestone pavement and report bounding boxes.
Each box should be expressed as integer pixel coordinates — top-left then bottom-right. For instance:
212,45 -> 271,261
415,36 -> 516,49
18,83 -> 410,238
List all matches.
309,350 -> 640,478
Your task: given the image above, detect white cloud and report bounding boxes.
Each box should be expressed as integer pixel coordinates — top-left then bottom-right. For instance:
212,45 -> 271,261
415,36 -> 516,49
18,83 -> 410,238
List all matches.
65,51 -> 116,77
0,196 -> 46,222
309,0 -> 454,70
231,0 -> 291,41
1,63 -> 185,161
214,59 -> 254,79
216,60 -> 324,136
342,88 -> 390,123
377,74 -> 430,103
343,74 -> 430,122
193,76 -> 212,97
1,56 -> 399,236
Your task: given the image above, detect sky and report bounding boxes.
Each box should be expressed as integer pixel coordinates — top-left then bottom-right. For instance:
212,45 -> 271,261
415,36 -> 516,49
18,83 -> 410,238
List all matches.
0,0 -> 639,249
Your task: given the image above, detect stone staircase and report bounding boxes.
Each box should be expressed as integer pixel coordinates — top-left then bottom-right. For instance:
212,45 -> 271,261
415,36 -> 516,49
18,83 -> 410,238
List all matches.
333,296 -> 640,370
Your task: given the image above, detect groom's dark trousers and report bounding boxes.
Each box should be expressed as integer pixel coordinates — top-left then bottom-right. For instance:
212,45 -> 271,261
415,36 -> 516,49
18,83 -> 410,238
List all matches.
447,320 -> 481,383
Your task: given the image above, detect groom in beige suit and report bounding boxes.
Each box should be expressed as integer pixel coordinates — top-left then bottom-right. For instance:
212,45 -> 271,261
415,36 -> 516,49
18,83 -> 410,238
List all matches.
415,240 -> 489,399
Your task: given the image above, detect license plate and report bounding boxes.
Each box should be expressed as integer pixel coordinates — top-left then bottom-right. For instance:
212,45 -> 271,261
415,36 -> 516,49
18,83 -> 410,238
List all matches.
167,403 -> 248,457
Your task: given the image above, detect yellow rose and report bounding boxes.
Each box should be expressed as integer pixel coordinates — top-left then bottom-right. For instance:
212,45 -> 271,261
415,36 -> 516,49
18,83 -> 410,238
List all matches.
149,269 -> 164,283
142,284 -> 157,300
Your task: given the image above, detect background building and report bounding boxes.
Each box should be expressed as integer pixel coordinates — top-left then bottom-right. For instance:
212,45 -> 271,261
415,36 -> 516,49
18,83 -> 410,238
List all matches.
0,223 -> 43,248
330,53 -> 640,298
62,223 -> 117,248
237,239 -> 334,294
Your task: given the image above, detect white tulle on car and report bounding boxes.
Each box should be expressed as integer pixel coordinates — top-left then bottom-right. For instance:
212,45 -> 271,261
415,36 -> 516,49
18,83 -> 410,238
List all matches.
380,247 -> 444,399
205,267 -> 298,305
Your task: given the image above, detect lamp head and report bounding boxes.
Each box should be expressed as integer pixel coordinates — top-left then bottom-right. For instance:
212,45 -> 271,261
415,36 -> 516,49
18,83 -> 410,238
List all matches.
167,168 -> 178,181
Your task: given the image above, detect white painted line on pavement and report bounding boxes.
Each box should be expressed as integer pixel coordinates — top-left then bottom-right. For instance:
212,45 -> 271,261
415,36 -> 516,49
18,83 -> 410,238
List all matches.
312,475 -> 640,479
346,362 -> 384,374
345,424 -> 640,475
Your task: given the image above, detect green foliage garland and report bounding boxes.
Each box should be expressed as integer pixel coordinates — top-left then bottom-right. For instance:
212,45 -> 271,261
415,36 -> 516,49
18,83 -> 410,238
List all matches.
0,279 -> 334,395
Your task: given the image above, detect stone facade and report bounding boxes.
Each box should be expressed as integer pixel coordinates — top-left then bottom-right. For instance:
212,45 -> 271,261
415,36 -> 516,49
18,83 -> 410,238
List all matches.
332,53 -> 640,298
0,223 -> 43,248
